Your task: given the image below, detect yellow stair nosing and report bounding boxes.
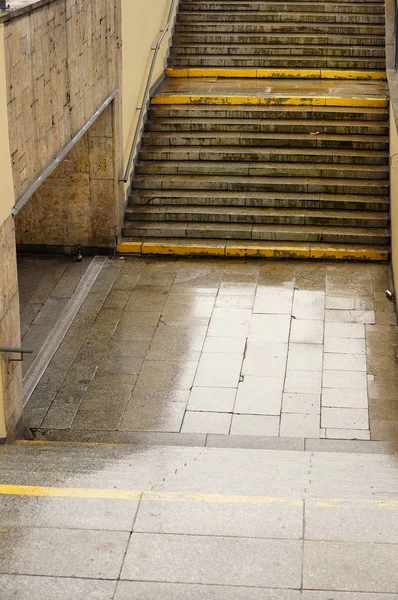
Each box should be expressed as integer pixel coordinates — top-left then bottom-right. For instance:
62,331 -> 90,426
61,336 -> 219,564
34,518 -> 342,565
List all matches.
166,67 -> 387,81
151,94 -> 388,108
116,241 -> 388,262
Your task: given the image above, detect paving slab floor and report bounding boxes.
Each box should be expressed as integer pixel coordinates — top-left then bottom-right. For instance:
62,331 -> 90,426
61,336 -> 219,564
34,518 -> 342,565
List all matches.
18,256 -> 398,446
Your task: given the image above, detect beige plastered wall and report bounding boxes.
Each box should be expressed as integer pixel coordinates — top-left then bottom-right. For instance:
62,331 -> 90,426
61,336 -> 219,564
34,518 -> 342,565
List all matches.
0,23 -> 22,441
390,107 -> 398,292
121,0 -> 177,190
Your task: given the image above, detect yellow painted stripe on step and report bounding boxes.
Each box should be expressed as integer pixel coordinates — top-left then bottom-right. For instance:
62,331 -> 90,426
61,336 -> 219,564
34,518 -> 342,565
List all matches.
310,246 -> 389,261
166,68 -> 387,81
321,69 -> 387,81
226,244 -> 311,258
151,95 -> 388,108
142,241 -> 226,256
116,241 -> 142,254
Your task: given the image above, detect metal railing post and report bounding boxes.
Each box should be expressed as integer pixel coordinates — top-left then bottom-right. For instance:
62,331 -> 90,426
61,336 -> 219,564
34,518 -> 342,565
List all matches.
395,0 -> 398,69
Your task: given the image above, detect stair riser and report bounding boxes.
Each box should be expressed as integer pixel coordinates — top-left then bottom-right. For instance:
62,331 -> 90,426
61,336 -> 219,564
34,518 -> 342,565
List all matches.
179,3 -> 386,15
173,34 -> 385,46
132,179 -> 389,195
126,211 -> 388,228
139,149 -> 389,166
132,196 -> 389,212
122,226 -> 390,245
170,46 -> 386,57
146,122 -> 389,135
177,14 -> 385,24
169,57 -> 386,69
148,107 -> 388,121
175,24 -> 385,35
135,163 -> 389,180
142,135 -> 389,151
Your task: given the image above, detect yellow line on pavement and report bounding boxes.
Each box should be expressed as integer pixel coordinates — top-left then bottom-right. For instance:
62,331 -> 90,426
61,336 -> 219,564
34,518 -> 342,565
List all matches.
0,484 -> 142,500
0,484 -> 397,509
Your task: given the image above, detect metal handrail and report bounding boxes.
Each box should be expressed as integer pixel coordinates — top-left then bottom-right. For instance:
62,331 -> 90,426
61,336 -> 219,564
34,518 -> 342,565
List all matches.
121,0 -> 179,183
395,0 -> 398,69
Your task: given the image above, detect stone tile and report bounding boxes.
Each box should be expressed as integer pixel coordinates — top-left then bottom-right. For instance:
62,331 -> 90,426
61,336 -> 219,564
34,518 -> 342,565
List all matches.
248,314 -> 291,343
208,308 -> 251,337
287,344 -> 323,372
253,286 -> 294,315
218,281 -> 257,297
284,370 -> 322,395
326,429 -> 371,440
98,353 -> 143,375
321,408 -> 369,430
202,336 -> 246,354
134,495 -> 303,539
112,324 -> 156,343
369,396 -> 398,421
215,295 -> 255,309
162,294 -> 215,318
323,370 -> 368,390
230,414 -> 280,436
326,266 -> 374,298
32,297 -> 68,326
324,337 -> 366,355
282,393 -> 321,415
120,390 -> 189,432
324,322 -> 365,339
207,435 -> 304,451
122,533 -> 302,588
71,373 -> 137,430
322,388 -> 368,409
0,496 -> 138,531
0,528 -> 129,579
134,360 -> 198,391
181,411 -> 231,434
325,296 -> 356,310
292,291 -> 325,320
0,575 -> 116,600
119,311 -> 161,326
290,319 -> 324,345
243,343 -> 288,377
187,387 -> 236,412
280,413 -> 320,438
115,581 -> 300,600
302,593 -> 398,600
325,309 -> 375,324
146,325 -> 206,361
323,353 -> 367,372
368,378 -> 398,401
303,540 -> 398,593
306,498 -> 398,543
194,353 -> 243,388
234,376 -> 283,415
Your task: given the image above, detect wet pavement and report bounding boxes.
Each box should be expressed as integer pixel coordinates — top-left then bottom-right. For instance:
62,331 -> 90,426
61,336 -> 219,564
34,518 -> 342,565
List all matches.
19,256 -> 398,445
2,255 -> 398,598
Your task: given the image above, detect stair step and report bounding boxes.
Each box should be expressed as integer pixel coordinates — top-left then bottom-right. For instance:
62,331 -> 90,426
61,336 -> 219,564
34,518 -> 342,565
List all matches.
148,105 -> 388,121
177,12 -> 385,24
130,190 -> 389,211
145,118 -> 388,135
126,205 -> 389,228
132,174 -> 389,195
142,132 -> 389,151
122,221 -> 390,245
175,23 -> 385,35
170,44 -> 386,57
139,146 -> 389,166
135,160 -> 389,180
173,33 -> 386,46
118,238 -> 389,261
169,57 -> 386,69
179,2 -> 386,15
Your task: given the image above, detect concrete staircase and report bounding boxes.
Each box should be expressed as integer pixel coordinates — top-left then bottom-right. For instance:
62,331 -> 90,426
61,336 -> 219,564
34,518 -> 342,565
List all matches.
120,0 -> 390,260
170,0 -> 386,71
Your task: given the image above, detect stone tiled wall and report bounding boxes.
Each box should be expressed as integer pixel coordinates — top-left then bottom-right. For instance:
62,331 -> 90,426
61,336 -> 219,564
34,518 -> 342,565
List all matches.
4,0 -> 121,201
0,215 -> 22,440
15,104 -> 117,250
